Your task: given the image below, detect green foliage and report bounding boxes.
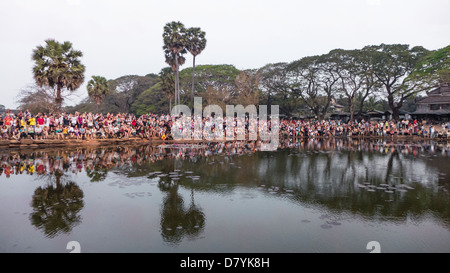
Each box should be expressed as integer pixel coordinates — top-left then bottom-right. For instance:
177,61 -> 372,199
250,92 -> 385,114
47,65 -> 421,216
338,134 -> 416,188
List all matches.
409,45 -> 450,85
185,27 -> 207,58
362,43 -> 430,119
131,82 -> 170,115
107,74 -> 158,113
87,75 -> 109,104
163,21 -> 189,106
63,39 -> 447,120
32,39 -> 85,110
180,64 -> 240,94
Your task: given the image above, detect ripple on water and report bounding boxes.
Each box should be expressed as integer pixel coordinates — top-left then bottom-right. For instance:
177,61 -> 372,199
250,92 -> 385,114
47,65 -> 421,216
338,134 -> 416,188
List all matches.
327,220 -> 342,226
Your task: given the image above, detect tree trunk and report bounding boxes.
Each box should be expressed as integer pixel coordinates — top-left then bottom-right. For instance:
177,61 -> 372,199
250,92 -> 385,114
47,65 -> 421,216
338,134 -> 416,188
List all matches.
191,55 -> 196,113
348,97 -> 354,121
175,54 -> 179,106
55,84 -> 63,113
392,108 -> 400,121
313,107 -> 322,121
357,89 -> 370,120
387,95 -> 400,120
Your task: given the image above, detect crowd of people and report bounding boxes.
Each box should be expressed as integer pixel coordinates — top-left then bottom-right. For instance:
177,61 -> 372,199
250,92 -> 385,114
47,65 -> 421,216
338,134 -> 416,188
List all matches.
0,109 -> 450,142
0,110 -> 172,141
279,119 -> 450,139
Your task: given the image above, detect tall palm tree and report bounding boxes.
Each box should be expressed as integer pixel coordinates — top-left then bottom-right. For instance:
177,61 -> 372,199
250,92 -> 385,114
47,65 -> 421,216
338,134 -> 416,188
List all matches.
87,75 -> 109,104
164,51 -> 186,107
162,21 -> 188,106
32,39 -> 85,112
185,27 -> 206,111
159,67 -> 176,113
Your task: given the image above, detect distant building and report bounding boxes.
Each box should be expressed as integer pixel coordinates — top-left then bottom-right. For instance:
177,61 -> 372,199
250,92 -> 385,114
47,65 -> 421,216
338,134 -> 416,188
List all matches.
412,83 -> 450,120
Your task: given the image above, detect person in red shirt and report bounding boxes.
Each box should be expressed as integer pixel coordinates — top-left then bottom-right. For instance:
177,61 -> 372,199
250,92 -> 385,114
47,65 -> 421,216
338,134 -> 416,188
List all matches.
4,115 -> 12,133
37,115 -> 45,126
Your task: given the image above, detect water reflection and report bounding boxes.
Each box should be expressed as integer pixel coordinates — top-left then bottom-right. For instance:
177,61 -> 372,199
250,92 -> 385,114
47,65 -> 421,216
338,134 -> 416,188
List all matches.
1,138 -> 450,242
29,170 -> 84,238
159,182 -> 205,245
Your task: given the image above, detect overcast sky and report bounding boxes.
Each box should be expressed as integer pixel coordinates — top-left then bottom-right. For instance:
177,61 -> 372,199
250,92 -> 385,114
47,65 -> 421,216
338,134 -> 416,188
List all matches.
0,0 -> 449,109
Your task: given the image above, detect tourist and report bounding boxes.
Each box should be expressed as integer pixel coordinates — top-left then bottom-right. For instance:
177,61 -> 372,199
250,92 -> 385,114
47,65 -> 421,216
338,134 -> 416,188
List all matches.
1,125 -> 8,139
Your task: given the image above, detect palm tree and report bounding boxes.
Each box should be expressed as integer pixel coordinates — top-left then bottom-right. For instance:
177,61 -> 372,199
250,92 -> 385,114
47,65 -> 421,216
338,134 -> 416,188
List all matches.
159,67 -> 176,113
364,96 -> 382,112
164,51 -> 186,110
185,27 -> 206,111
32,39 -> 85,112
87,76 -> 109,105
162,21 -> 188,107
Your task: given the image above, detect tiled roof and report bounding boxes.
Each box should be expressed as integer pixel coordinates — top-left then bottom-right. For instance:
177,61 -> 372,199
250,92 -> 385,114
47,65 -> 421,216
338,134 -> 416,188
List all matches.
417,96 -> 450,104
427,85 -> 450,95
411,109 -> 450,115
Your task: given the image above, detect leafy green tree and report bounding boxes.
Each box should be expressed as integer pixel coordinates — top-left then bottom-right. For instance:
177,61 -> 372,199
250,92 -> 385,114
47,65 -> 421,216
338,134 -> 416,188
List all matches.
159,67 -> 176,112
364,44 -> 429,120
232,69 -> 261,106
408,45 -> 450,86
107,74 -> 158,113
87,75 -> 109,104
355,48 -> 382,119
287,55 -> 339,120
179,64 -> 240,102
32,39 -> 85,111
363,96 -> 384,112
163,21 -> 188,106
326,49 -> 364,121
257,62 -> 288,109
131,68 -> 176,115
327,49 -> 380,121
185,27 -> 207,110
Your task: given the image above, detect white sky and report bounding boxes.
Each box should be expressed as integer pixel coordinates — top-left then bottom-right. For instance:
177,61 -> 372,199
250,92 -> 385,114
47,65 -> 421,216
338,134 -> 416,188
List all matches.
0,0 -> 449,109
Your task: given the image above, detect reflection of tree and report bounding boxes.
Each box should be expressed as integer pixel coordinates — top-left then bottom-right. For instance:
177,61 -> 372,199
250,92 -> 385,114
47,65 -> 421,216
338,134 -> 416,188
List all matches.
384,150 -> 403,184
29,170 -> 84,238
159,181 -> 205,245
86,167 -> 108,182
184,189 -> 205,237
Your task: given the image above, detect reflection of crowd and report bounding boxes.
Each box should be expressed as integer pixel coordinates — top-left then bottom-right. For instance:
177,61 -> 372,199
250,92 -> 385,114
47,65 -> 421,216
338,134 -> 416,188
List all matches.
1,138 -> 450,178
1,109 -> 450,142
0,141 -> 256,178
281,138 -> 450,157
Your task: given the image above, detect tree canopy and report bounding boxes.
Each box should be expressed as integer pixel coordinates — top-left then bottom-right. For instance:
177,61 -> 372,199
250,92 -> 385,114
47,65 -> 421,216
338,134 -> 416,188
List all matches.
31,39 -> 85,112
50,40 -> 449,120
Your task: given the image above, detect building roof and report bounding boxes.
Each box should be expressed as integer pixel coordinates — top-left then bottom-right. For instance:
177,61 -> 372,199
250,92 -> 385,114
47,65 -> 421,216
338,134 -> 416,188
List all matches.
427,84 -> 450,96
411,109 -> 450,115
366,110 -> 385,115
416,96 -> 450,104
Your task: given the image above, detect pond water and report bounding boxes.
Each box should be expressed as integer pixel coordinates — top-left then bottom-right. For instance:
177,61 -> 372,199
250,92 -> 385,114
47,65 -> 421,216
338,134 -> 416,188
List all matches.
1,138 -> 449,253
